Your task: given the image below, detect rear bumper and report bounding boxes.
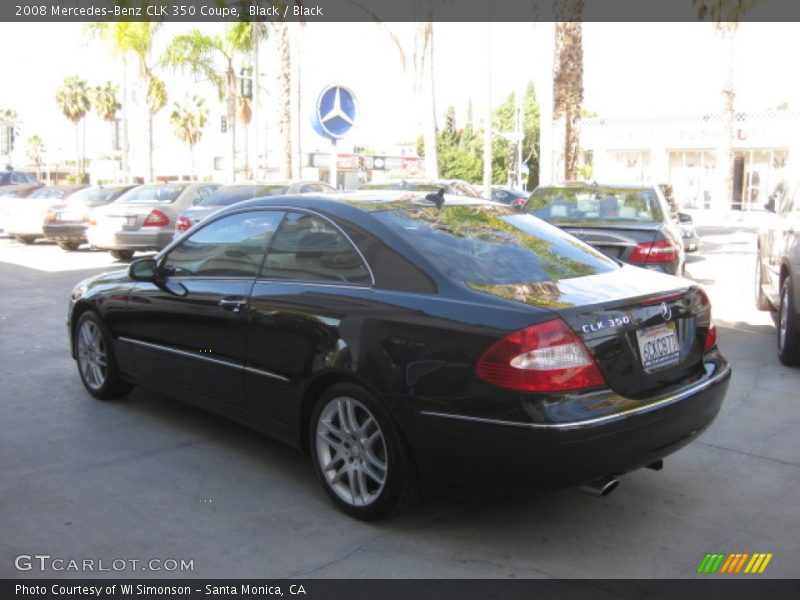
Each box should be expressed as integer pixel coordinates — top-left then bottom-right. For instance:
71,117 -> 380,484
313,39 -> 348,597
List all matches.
401,353 -> 730,488
43,223 -> 87,241
86,227 -> 173,251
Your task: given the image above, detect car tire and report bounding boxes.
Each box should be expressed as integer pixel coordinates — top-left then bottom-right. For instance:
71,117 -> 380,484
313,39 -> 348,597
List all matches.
755,253 -> 774,311
74,312 -> 134,400
109,249 -> 134,261
14,235 -> 35,244
778,277 -> 800,366
58,241 -> 81,251
310,382 -> 424,520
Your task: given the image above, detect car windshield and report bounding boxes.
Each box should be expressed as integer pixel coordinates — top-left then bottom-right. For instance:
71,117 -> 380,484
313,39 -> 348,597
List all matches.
115,183 -> 188,203
66,186 -> 129,206
528,185 -> 665,225
198,185 -> 289,207
372,204 -> 618,289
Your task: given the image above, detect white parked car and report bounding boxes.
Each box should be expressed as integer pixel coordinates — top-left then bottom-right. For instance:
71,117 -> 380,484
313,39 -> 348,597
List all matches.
4,185 -> 88,244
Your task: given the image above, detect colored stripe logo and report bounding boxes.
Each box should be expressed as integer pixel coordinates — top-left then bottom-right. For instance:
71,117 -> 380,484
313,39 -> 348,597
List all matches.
696,553 -> 773,574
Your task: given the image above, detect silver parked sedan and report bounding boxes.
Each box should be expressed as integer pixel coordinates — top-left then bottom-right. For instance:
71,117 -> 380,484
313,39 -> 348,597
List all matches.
87,182 -> 219,260
174,181 -> 336,236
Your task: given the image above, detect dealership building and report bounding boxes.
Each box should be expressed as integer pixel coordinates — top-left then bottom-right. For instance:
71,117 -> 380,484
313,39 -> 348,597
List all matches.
573,110 -> 800,211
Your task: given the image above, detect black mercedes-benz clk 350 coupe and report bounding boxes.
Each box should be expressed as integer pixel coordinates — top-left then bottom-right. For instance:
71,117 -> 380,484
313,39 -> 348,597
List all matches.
67,190 -> 731,520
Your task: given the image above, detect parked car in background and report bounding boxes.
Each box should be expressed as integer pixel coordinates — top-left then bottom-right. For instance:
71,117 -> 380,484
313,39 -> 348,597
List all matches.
4,185 -> 88,244
491,186 -> 529,208
175,181 -> 336,235
755,180 -> 800,365
86,182 -> 219,260
360,178 -> 482,198
527,182 -> 685,275
68,190 -> 729,520
0,184 -> 45,233
677,214 -> 699,252
0,170 -> 40,186
43,185 -> 138,250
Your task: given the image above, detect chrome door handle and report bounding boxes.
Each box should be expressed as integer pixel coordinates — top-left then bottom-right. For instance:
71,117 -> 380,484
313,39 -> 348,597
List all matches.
219,297 -> 248,313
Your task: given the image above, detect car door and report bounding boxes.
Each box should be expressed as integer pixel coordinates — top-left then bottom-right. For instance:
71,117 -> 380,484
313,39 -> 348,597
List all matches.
246,210 -> 373,423
121,209 -> 285,407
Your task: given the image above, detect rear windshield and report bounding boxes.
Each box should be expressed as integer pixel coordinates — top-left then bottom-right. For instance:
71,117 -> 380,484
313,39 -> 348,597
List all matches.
67,186 -> 129,206
198,185 -> 289,207
528,186 -> 665,224
373,205 -> 618,287
115,183 -> 188,204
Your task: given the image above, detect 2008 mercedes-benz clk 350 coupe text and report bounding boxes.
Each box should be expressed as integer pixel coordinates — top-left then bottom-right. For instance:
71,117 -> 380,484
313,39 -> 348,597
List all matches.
68,191 -> 731,520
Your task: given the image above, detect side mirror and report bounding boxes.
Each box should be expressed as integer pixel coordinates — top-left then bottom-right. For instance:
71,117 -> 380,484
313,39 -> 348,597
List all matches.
677,212 -> 693,224
129,257 -> 159,282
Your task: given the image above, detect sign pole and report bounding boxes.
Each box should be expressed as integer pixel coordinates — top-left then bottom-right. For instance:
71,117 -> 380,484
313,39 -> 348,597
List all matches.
330,138 -> 338,189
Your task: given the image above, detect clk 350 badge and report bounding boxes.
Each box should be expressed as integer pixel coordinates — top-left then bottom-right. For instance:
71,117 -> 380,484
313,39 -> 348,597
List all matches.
582,315 -> 631,333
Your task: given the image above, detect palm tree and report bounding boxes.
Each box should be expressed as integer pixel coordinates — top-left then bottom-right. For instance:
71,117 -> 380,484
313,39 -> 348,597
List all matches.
553,19 -> 583,181
170,95 -> 209,179
26,135 -> 45,180
695,1 -> 759,211
92,81 -> 121,154
90,23 -> 164,182
274,22 -> 293,179
162,22 -> 268,182
55,76 -> 91,180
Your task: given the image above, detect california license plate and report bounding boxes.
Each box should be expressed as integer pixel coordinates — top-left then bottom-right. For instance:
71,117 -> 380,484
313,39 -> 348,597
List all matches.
636,322 -> 680,371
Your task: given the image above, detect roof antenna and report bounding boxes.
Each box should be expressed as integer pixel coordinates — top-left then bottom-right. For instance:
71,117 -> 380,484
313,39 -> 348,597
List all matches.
425,187 -> 445,208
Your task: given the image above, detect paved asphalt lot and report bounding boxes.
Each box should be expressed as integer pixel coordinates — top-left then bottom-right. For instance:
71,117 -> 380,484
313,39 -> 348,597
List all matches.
1,229 -> 798,579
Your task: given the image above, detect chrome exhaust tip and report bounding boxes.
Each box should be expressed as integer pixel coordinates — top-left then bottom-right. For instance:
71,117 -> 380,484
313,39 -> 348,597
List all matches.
579,475 -> 620,497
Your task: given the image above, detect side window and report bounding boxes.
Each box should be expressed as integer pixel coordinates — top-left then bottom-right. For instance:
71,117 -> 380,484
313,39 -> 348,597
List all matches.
11,172 -> 24,184
25,174 -> 38,184
261,211 -> 372,285
164,210 -> 284,277
299,184 -> 317,193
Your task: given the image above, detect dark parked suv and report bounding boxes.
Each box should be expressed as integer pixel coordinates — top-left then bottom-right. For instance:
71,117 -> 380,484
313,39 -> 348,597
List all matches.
527,182 -> 685,275
755,181 -> 800,365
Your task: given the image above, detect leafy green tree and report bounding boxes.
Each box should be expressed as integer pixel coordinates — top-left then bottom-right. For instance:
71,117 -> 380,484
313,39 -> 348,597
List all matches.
55,76 -> 91,180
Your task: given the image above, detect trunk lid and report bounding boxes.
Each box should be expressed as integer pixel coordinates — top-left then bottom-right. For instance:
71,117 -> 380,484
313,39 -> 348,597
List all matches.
560,224 -> 661,262
474,265 -> 712,398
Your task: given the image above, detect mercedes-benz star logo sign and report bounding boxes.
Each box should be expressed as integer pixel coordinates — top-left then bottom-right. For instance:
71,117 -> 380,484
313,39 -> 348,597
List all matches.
314,85 -> 357,141
661,302 -> 672,322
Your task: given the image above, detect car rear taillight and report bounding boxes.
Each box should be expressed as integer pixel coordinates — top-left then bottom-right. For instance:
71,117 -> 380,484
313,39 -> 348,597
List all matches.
476,318 -> 606,392
175,215 -> 193,232
143,210 -> 170,228
704,321 -> 717,351
629,239 -> 680,264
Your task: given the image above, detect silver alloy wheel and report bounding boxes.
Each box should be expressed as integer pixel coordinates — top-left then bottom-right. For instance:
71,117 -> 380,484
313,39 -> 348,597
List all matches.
779,286 -> 789,352
315,396 -> 388,507
77,320 -> 108,391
